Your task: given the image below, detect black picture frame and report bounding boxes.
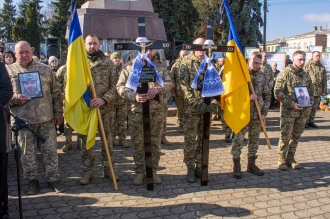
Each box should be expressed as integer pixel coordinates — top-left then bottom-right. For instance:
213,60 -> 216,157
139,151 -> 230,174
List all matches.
18,71 -> 44,99
294,86 -> 312,108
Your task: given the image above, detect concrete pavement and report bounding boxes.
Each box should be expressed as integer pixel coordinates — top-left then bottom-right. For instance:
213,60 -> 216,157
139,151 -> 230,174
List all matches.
7,108 -> 330,218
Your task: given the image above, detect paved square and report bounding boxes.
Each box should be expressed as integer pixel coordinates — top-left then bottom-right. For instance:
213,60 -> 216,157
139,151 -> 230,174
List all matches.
7,109 -> 330,218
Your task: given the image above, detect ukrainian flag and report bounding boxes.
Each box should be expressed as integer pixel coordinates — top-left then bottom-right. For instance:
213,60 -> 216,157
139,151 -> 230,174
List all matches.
221,0 -> 251,134
64,0 -> 98,149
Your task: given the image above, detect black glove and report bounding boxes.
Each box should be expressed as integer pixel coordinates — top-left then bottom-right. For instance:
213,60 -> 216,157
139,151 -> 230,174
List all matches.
195,102 -> 208,113
207,103 -> 218,113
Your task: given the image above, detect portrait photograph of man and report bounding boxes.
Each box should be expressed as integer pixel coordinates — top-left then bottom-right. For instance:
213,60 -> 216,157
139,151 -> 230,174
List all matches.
294,87 -> 312,108
18,72 -> 43,98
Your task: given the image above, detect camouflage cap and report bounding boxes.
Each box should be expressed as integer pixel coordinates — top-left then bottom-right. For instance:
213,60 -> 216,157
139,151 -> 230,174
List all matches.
110,52 -> 121,59
20,73 -> 38,82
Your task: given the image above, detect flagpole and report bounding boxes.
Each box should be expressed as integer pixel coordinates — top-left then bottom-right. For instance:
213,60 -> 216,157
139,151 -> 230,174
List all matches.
248,82 -> 271,149
90,79 -> 118,190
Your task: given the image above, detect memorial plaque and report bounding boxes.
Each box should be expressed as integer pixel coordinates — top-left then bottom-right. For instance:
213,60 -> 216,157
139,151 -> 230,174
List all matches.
139,67 -> 156,83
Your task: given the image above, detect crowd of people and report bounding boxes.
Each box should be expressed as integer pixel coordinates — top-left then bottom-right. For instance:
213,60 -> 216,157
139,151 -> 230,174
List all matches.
0,35 -> 327,218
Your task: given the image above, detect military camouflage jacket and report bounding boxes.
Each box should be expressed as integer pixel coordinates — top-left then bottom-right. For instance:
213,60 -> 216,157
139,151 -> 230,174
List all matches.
7,61 -> 63,124
215,63 -> 223,73
249,67 -> 271,119
274,65 -> 314,117
260,62 -> 275,90
113,65 -> 126,105
55,64 -> 66,92
303,59 -> 327,96
117,58 -> 173,113
180,53 -> 218,115
87,53 -> 117,111
170,57 -> 183,94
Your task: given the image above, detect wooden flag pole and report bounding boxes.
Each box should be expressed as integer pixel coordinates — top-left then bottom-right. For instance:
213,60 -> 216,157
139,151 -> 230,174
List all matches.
248,82 -> 271,149
89,79 -> 118,190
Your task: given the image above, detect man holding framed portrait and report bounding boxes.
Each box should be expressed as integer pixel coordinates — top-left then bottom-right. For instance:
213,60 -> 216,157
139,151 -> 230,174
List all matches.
275,50 -> 313,171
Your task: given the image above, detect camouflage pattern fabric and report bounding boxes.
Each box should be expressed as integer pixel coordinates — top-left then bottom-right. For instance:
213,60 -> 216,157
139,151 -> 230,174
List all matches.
308,96 -> 320,123
64,122 -> 73,145
7,61 -> 63,123
304,60 -> 327,123
113,103 -> 127,140
231,67 -> 271,158
18,120 -> 60,182
180,53 -> 218,168
162,98 -> 168,135
117,58 -> 173,174
81,51 -> 117,172
231,119 -> 261,158
260,62 -> 275,91
275,64 -> 314,162
303,59 -> 327,96
170,58 -> 184,126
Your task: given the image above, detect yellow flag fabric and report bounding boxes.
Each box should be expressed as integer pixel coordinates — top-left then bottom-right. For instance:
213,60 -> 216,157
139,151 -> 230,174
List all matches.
221,40 -> 251,134
64,3 -> 98,149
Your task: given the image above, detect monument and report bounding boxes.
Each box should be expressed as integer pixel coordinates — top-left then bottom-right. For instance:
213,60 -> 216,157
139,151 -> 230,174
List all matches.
77,0 -> 167,63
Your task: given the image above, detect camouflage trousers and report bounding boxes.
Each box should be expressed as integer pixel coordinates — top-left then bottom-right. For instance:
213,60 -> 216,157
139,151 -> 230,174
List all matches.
81,110 -> 114,172
221,109 -> 232,137
277,116 -> 307,159
18,120 -> 60,182
113,103 -> 127,140
64,122 -> 73,144
183,113 -> 203,168
231,118 -> 261,159
175,93 -> 184,127
307,96 -> 320,123
163,100 -> 168,135
128,109 -> 163,174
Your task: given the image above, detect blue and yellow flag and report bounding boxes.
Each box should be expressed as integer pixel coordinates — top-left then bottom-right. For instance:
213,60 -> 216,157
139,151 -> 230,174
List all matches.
64,0 -> 98,149
221,0 -> 251,134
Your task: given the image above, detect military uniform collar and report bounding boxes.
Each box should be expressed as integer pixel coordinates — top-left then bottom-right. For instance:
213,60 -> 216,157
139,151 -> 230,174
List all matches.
187,53 -> 202,62
249,66 -> 260,76
17,60 -> 34,69
289,64 -> 304,75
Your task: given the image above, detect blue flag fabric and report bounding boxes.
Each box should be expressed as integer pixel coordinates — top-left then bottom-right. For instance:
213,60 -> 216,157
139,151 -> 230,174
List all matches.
125,51 -> 164,92
191,54 -> 225,97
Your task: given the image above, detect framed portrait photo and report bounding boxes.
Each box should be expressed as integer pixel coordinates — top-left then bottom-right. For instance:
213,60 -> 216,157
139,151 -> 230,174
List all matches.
294,86 -> 312,108
18,72 -> 43,99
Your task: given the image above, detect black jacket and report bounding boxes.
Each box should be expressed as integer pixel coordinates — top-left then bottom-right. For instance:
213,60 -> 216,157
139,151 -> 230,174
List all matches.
0,62 -> 13,153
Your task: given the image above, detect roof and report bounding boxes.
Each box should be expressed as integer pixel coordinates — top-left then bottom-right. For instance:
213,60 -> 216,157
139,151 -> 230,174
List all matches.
287,29 -> 330,40
265,37 -> 287,46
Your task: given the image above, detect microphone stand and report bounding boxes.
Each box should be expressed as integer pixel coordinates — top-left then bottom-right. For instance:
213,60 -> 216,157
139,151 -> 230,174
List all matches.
0,104 -> 46,219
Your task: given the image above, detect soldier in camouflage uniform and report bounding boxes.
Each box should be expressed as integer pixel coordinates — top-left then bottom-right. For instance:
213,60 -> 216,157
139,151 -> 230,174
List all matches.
275,51 -> 314,171
231,52 -> 271,179
260,51 -> 275,92
79,34 -> 117,185
110,52 -> 128,148
170,50 -> 188,132
303,51 -> 327,128
117,48 -> 172,185
55,65 -> 82,152
180,38 -> 219,183
7,41 -> 65,195
212,57 -> 225,121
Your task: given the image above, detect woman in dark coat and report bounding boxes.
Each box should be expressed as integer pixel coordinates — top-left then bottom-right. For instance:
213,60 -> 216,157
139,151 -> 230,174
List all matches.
0,62 -> 13,219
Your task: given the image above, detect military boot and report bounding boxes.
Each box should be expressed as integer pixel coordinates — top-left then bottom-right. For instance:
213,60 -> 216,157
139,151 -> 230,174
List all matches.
161,135 -> 171,145
286,152 -> 301,169
80,171 -> 94,185
225,135 -> 232,143
153,171 -> 162,184
103,166 -> 119,181
61,141 -> 72,152
133,174 -> 145,186
233,158 -> 242,179
178,125 -> 184,133
247,155 -> 264,176
77,135 -> 82,150
195,166 -> 201,178
186,167 -> 195,183
278,154 -> 288,171
119,139 -> 129,148
25,179 -> 39,195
